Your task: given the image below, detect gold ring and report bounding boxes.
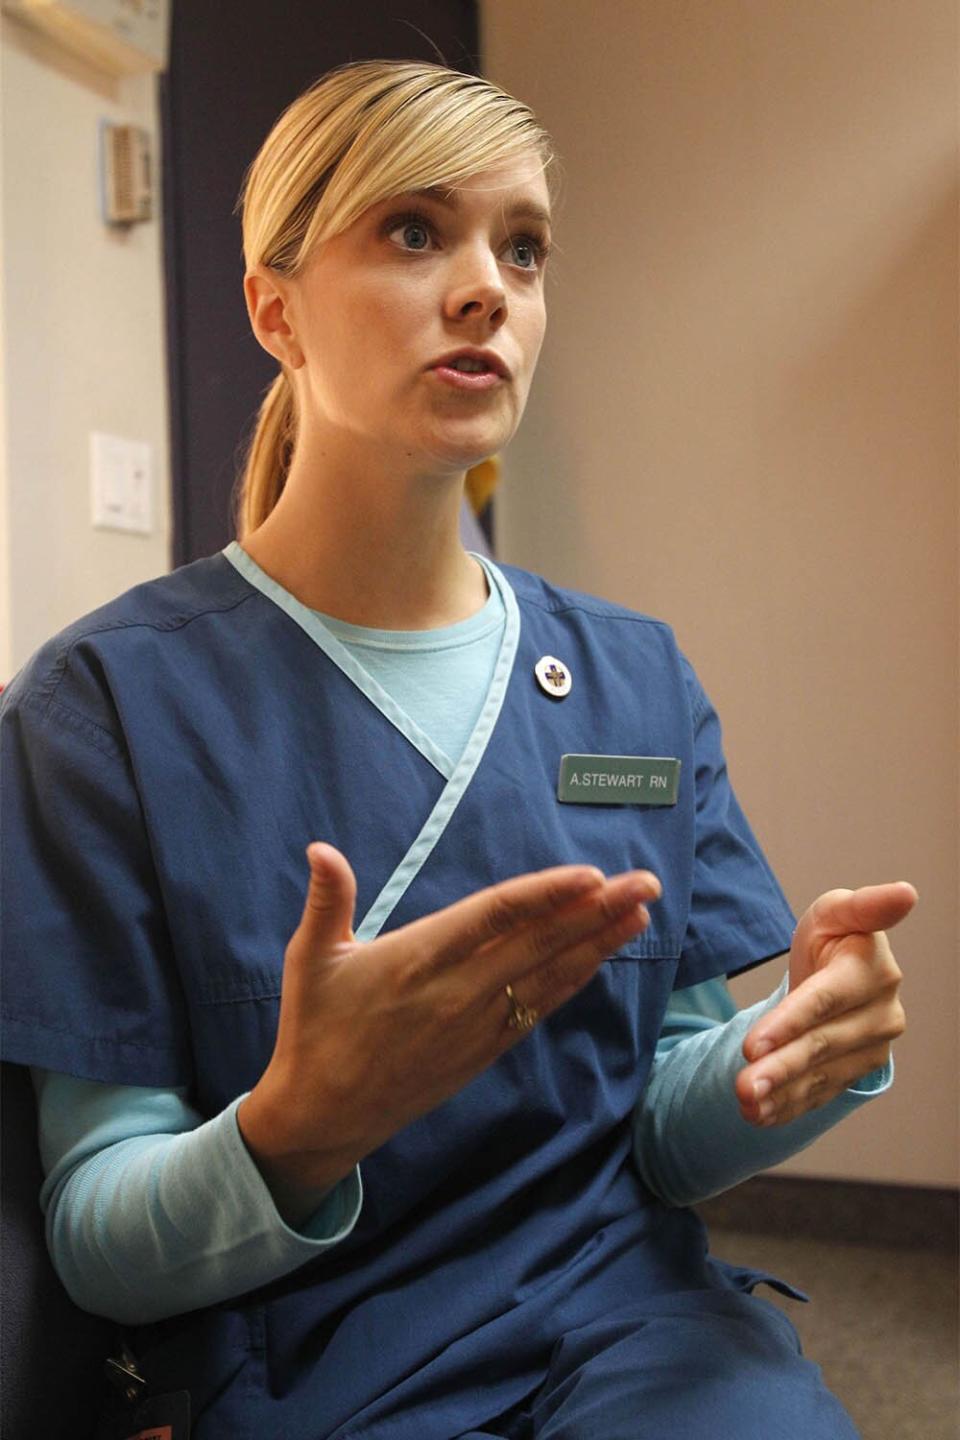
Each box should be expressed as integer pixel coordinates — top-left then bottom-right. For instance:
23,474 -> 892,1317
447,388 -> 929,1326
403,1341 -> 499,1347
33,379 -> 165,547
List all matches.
505,983 -> 539,1032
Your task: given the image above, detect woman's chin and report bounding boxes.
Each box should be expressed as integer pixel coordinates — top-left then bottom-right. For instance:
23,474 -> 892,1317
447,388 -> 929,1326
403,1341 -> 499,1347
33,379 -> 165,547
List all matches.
418,423 -> 513,475
433,447 -> 496,477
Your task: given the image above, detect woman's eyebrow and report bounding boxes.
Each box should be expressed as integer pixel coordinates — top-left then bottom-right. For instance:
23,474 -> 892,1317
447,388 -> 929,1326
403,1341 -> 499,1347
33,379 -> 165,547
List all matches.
403,185 -> 552,230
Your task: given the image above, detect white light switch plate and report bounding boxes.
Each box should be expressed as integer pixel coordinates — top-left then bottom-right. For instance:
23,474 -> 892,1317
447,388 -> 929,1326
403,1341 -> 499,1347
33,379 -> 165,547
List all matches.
90,431 -> 153,534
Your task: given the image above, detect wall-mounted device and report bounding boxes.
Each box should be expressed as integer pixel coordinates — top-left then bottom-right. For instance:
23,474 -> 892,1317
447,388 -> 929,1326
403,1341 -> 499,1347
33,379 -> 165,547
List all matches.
90,431 -> 153,534
99,120 -> 151,224
2,0 -> 169,75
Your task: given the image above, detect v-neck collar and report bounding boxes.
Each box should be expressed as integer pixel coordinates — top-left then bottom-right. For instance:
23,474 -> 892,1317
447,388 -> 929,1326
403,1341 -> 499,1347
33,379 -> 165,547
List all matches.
222,541 -> 521,939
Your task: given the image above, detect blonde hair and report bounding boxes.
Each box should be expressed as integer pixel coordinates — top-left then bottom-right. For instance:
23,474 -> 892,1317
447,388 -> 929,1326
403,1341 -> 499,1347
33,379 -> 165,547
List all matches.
233,59 -> 556,537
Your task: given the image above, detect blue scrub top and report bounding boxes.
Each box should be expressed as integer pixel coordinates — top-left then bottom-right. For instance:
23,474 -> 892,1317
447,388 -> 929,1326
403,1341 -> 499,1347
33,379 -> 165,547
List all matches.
1,552 -> 797,1439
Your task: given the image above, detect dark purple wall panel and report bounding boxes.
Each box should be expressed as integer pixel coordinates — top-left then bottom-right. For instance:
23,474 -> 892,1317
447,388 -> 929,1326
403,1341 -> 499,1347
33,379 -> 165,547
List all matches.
160,2 -> 480,565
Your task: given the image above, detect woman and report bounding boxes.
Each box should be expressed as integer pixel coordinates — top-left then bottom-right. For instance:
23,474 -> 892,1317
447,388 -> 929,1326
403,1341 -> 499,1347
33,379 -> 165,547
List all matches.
1,60 -> 913,1439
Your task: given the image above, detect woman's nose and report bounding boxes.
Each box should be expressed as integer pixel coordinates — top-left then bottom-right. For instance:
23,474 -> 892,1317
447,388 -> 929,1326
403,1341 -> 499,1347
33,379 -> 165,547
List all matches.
443,246 -> 507,324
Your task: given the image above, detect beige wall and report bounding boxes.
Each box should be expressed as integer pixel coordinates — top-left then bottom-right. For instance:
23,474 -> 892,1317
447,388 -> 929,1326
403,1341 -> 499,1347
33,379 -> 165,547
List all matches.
483,0 -> 958,1186
0,15 -> 170,682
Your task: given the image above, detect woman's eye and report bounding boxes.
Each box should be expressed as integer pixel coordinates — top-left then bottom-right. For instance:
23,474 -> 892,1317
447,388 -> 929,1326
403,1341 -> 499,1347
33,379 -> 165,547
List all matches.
507,234 -> 552,271
386,214 -> 434,251
399,222 -> 430,250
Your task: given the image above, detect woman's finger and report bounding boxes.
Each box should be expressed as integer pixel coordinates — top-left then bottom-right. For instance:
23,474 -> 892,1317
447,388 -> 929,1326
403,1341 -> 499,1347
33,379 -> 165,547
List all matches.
484,896 -> 654,1037
805,882 -> 918,942
395,865 -> 661,982
737,996 -> 906,1115
738,1042 -> 897,1127
491,871 -> 657,991
744,933 -> 902,1062
299,842 -> 357,946
396,865 -> 604,971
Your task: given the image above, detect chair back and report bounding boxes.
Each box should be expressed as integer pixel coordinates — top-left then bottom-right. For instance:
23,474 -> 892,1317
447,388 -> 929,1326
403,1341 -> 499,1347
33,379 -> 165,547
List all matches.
1,1062 -> 115,1440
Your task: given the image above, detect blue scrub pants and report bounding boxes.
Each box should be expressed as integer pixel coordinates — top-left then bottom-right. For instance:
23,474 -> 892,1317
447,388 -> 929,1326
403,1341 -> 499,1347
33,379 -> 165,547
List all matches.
458,1291 -> 860,1440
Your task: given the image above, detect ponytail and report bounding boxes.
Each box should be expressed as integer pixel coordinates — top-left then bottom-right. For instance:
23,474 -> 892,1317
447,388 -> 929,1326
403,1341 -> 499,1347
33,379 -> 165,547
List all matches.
235,370 -> 297,538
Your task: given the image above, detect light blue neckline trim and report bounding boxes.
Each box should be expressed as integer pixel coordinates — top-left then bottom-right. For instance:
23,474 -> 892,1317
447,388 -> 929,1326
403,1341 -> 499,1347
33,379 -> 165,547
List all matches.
223,541 -> 456,779
221,542 -> 521,940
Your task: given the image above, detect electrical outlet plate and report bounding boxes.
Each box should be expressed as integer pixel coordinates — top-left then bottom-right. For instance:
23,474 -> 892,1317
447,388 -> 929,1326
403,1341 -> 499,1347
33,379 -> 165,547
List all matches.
90,431 -> 153,534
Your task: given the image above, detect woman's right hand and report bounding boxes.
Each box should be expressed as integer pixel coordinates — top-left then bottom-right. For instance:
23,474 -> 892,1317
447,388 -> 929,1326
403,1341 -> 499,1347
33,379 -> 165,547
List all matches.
237,842 -> 661,1220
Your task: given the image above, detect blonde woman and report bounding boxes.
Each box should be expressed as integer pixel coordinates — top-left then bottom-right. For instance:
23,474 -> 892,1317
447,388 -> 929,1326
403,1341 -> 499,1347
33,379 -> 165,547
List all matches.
2,60 -> 913,1439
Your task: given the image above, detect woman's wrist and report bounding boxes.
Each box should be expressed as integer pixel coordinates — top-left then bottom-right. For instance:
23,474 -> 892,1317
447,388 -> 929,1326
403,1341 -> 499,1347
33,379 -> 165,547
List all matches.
236,1085 -> 360,1227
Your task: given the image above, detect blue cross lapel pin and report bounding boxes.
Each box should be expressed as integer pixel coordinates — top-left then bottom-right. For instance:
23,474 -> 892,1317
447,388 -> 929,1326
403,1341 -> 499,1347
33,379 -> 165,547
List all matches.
534,655 -> 572,699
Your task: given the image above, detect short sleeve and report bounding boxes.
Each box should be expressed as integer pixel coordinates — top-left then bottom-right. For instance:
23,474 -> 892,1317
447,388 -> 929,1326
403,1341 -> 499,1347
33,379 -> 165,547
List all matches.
1,681 -> 192,1087
674,657 -> 796,989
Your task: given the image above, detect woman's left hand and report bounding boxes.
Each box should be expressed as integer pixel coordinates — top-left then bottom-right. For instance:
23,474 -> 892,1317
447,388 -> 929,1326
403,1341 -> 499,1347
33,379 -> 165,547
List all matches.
735,881 -> 917,1127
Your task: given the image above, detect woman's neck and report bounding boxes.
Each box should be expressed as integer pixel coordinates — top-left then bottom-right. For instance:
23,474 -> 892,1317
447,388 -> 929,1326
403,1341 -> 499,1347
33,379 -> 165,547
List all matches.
241,454 -> 489,629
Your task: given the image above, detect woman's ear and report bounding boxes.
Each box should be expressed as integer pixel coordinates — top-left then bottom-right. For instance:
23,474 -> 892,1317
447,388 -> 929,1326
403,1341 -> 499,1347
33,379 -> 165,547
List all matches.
243,266 -> 305,369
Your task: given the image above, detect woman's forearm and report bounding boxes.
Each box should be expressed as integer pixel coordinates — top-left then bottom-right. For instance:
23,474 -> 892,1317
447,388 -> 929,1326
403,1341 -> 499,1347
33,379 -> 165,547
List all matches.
32,1070 -> 362,1325
633,978 -> 893,1208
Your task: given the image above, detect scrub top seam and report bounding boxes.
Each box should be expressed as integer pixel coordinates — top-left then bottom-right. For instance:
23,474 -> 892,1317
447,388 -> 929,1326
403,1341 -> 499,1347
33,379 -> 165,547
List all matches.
0,1008 -> 185,1055
497,582 -> 675,632
53,589 -> 256,646
690,688 -> 710,726
221,542 -> 455,780
15,690 -> 125,760
529,606 -> 672,630
684,911 -> 796,961
7,587 -> 258,717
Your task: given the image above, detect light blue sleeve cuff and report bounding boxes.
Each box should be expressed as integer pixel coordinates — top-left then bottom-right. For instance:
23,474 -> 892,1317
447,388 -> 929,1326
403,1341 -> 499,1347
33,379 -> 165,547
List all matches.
845,1054 -> 894,1096
636,976 -> 895,1209
227,1093 -> 364,1243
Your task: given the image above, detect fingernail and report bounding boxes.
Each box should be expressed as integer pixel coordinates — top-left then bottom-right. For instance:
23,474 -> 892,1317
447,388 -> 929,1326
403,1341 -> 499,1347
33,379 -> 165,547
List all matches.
753,1077 -> 773,1101
751,1038 -> 773,1059
757,1098 -> 776,1119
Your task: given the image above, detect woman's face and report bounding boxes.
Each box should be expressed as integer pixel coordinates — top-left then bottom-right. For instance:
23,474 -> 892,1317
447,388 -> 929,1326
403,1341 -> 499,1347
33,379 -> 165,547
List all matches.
276,152 -> 552,476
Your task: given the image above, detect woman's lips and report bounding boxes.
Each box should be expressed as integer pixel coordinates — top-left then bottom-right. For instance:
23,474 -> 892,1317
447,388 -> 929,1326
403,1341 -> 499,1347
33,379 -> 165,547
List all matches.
429,365 -> 504,390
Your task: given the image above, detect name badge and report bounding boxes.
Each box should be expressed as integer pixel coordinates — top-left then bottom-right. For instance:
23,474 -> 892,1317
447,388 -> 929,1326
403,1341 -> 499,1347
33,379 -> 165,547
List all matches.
557,754 -> 681,806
